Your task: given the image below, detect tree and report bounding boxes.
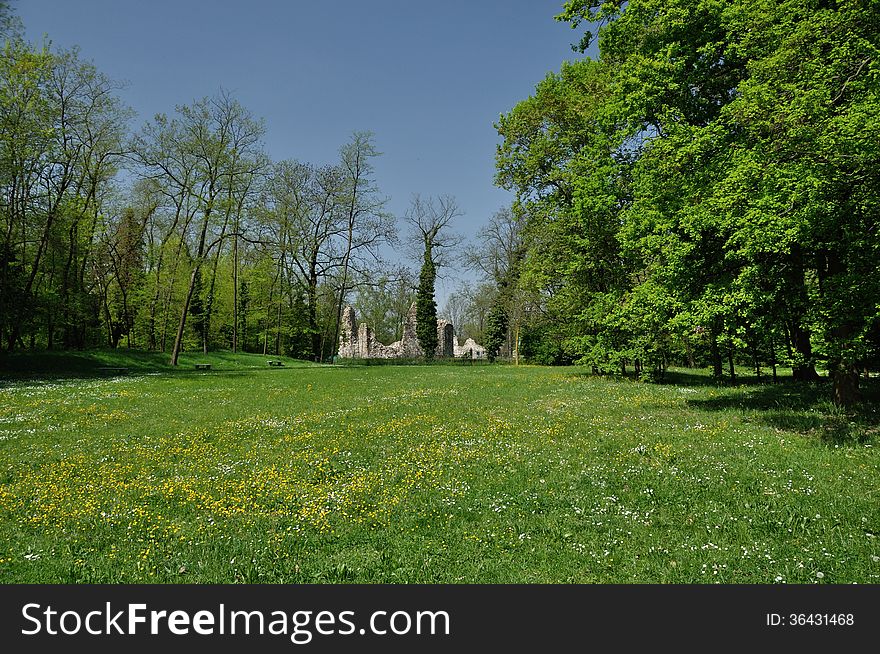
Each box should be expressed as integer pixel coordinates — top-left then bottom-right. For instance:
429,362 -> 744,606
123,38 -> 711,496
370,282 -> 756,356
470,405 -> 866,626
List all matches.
496,56 -> 632,370
286,162 -> 345,361
188,265 -> 206,349
484,300 -> 508,363
99,207 -> 146,348
238,278 -> 250,351
0,0 -> 22,40
0,39 -> 54,349
132,91 -> 265,365
0,41 -> 129,351
415,246 -> 438,360
330,131 -> 394,358
466,205 -> 529,362
497,0 -> 880,404
403,194 -> 462,360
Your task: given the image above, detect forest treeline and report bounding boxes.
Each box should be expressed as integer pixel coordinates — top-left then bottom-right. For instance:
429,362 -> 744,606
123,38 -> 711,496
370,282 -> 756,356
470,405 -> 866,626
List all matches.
494,0 -> 879,404
0,4 -> 510,365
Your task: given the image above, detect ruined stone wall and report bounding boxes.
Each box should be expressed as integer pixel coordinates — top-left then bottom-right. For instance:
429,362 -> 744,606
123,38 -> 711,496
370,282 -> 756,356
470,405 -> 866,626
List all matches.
338,306 -> 358,358
337,303 -> 484,360
454,337 -> 486,359
395,303 -> 423,358
436,320 -> 454,358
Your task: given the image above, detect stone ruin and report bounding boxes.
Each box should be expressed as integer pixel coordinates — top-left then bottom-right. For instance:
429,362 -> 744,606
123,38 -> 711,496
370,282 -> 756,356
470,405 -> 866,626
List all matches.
338,303 -> 486,360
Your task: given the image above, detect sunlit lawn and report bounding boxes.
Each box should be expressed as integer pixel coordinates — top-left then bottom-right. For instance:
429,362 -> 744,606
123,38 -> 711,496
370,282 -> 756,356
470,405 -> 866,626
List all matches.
1,352 -> 878,583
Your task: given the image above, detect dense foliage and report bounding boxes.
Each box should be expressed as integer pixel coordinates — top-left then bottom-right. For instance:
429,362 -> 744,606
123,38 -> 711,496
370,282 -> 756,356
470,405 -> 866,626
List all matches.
415,245 -> 438,360
496,0 -> 880,403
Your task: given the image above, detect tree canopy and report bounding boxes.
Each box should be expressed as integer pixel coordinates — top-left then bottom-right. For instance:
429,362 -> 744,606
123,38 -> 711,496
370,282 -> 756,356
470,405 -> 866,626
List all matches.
496,0 -> 880,403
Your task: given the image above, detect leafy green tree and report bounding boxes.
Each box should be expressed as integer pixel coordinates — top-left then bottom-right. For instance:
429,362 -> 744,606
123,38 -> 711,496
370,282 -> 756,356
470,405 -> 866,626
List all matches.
415,247 -> 438,360
498,0 -> 880,405
496,57 -> 633,369
484,300 -> 508,363
98,207 -> 146,348
1,40 -> 128,351
132,91 -> 265,365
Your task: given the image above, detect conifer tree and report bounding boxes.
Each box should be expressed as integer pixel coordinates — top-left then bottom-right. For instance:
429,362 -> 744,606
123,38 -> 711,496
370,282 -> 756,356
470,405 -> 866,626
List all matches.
415,246 -> 438,361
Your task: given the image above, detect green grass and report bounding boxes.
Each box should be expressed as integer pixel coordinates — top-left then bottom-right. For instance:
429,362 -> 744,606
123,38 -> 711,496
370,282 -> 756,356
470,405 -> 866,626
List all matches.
0,352 -> 878,583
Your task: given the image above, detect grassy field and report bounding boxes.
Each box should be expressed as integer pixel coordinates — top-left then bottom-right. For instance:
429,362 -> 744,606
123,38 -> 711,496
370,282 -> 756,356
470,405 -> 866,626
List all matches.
0,351 -> 878,583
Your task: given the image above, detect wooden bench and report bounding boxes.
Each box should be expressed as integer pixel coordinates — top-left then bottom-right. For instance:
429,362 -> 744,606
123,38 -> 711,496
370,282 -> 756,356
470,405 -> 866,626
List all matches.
97,367 -> 129,375
267,360 -> 284,367
194,363 -> 212,370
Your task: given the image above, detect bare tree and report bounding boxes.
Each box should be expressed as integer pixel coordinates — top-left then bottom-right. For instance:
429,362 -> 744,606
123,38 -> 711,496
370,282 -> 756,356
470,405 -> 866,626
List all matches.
465,205 -> 529,363
403,194 -> 463,358
330,131 -> 394,358
441,289 -> 471,339
403,194 -> 463,272
464,205 -> 524,286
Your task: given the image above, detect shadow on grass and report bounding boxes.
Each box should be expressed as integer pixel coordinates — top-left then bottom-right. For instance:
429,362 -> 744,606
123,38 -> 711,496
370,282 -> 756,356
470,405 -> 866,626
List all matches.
0,349 -> 320,384
660,368 -> 773,387
685,379 -> 880,445
565,367 -> 762,386
563,366 -> 879,445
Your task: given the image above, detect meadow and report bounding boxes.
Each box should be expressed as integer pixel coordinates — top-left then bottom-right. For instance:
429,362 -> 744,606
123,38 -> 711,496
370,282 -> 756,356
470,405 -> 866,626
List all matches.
0,351 -> 878,583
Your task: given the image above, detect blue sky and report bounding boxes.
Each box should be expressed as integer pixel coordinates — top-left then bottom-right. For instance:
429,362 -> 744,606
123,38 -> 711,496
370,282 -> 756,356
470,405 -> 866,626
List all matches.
18,0 -> 593,298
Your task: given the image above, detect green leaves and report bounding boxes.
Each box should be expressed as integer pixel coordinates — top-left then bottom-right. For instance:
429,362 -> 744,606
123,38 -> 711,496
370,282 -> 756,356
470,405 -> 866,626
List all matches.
415,246 -> 438,361
499,0 -> 880,400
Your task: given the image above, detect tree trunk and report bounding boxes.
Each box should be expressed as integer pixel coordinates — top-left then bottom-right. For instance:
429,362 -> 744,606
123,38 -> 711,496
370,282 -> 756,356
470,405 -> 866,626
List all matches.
752,343 -> 761,381
832,361 -> 860,407
514,321 -> 520,365
170,264 -> 201,366
771,337 -> 778,384
203,244 -> 224,355
275,291 -> 284,356
784,246 -> 820,381
171,202 -> 215,366
263,295 -> 270,355
161,236 -> 188,353
6,203 -> 59,350
728,347 -> 736,383
709,327 -> 723,379
307,262 -> 320,361
231,231 -> 239,353
684,336 -> 695,368
789,321 -> 820,381
821,249 -> 860,406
